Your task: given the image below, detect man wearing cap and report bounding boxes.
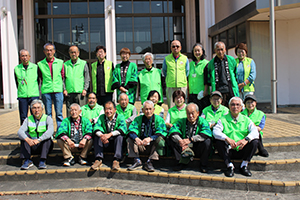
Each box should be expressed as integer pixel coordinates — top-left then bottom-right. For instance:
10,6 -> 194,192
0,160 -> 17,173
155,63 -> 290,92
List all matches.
81,92 -> 104,126
14,49 -> 40,125
116,93 -> 137,127
169,103 -> 212,172
213,97 -> 259,177
201,91 -> 229,129
205,42 -> 239,106
162,40 -> 189,108
241,94 -> 268,157
64,45 -> 90,117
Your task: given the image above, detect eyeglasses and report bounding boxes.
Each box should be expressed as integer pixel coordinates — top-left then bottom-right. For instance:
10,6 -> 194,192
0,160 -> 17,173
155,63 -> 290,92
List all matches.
230,103 -> 241,107
172,45 -> 180,48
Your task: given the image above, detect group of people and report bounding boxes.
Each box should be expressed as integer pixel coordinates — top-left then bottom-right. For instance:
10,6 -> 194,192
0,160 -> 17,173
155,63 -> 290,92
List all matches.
16,39 -> 266,177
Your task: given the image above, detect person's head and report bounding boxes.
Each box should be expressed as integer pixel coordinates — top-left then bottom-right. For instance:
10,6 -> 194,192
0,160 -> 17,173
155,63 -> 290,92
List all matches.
210,91 -> 223,108
118,93 -> 129,108
235,43 -> 248,61
142,52 -> 154,69
69,45 -> 80,61
87,92 -> 97,108
171,40 -> 182,56
70,103 -> 81,120
142,100 -> 155,119
120,47 -> 131,62
244,94 -> 257,112
147,90 -> 160,105
172,90 -> 185,107
186,103 -> 199,124
214,42 -> 226,60
95,45 -> 106,61
19,49 -> 31,65
30,99 -> 44,119
191,43 -> 206,61
104,101 -> 116,120
43,43 -> 56,60
228,97 -> 243,118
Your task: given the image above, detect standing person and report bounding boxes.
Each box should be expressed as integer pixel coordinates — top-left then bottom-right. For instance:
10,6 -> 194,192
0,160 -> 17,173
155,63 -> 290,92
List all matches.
64,46 -> 90,117
138,52 -> 163,104
205,42 -> 239,106
91,46 -> 114,106
14,49 -> 39,125
112,48 -> 138,104
162,40 -> 189,108
235,43 -> 256,99
38,43 -> 64,129
188,43 -> 210,114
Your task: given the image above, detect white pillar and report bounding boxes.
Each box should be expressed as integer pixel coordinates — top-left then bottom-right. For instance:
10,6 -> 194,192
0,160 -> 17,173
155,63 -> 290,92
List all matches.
185,0 -> 196,52
0,0 -> 18,109
22,0 -> 35,62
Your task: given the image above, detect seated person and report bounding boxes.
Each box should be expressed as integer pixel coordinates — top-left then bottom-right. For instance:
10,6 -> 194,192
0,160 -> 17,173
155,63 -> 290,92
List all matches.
92,101 -> 127,170
55,103 -> 93,166
165,90 -> 187,129
18,99 -> 54,170
126,100 -> 167,172
81,92 -> 104,126
213,97 -> 259,177
241,94 -> 268,157
140,90 -> 164,119
201,91 -> 229,129
116,93 -> 137,127
169,103 -> 212,172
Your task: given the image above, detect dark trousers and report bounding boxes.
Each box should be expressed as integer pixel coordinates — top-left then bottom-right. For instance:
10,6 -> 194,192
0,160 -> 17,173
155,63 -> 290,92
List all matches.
169,138 -> 212,167
97,93 -> 113,106
20,138 -> 53,160
94,134 -> 123,160
65,93 -> 87,117
18,97 -> 39,125
221,92 -> 234,107
215,139 -> 258,166
188,94 -> 210,114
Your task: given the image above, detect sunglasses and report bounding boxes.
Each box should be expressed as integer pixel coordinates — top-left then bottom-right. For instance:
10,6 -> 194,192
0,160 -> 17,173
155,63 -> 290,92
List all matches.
172,45 -> 180,48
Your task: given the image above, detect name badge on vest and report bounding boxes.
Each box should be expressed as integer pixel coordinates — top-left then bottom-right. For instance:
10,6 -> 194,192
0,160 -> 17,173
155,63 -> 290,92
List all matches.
192,73 -> 197,78
247,65 -> 250,68
107,67 -> 110,70
180,61 -> 184,65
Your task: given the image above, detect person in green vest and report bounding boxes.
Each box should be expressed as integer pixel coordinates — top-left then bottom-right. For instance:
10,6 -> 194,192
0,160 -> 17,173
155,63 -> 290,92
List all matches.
165,90 -> 186,129
188,43 -> 210,114
139,90 -> 164,119
163,40 -> 189,108
126,100 -> 167,172
55,103 -> 93,167
38,43 -> 64,129
201,91 -> 229,129
205,42 -> 239,107
14,49 -> 39,125
111,47 -> 138,104
91,101 -> 127,171
18,99 -> 54,170
116,93 -> 137,127
138,52 -> 163,104
91,45 -> 114,106
169,103 -> 212,172
242,94 -> 268,157
213,97 -> 259,177
235,43 -> 256,99
81,92 -> 104,126
64,45 -> 90,117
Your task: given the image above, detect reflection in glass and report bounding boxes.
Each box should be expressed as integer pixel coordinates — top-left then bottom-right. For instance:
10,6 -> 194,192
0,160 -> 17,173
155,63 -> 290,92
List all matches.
17,0 -> 22,16
90,18 -> 105,59
35,19 -> 52,61
53,19 -> 70,60
220,32 -> 227,46
71,18 -> 89,59
133,1 -> 149,13
53,0 -> 69,15
152,17 -> 167,53
35,0 -> 51,15
134,17 -> 150,53
228,28 -> 236,48
151,1 -> 167,13
89,0 -> 104,14
116,17 -> 133,53
115,1 -> 132,14
237,23 -> 246,43
18,19 -> 24,51
71,0 -> 88,15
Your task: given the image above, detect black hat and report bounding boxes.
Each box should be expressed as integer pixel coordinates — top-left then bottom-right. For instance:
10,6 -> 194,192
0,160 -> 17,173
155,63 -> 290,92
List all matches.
210,91 -> 222,99
244,94 -> 257,103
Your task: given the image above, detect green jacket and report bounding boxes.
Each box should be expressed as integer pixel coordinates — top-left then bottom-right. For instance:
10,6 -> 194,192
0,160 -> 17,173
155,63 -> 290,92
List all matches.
55,117 -> 92,139
202,105 -> 229,124
93,113 -> 127,135
64,58 -> 86,93
241,108 -> 265,136
168,104 -> 187,124
91,59 -> 113,93
81,104 -> 104,123
188,59 -> 209,94
165,53 -> 188,87
116,104 -> 136,120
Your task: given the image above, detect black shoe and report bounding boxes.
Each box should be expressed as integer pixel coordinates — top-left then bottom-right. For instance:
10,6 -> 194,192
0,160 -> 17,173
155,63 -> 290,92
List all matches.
144,161 -> 155,172
240,166 -> 252,176
200,165 -> 208,173
224,167 -> 234,177
173,163 -> 185,171
258,149 -> 269,157
127,160 -> 142,171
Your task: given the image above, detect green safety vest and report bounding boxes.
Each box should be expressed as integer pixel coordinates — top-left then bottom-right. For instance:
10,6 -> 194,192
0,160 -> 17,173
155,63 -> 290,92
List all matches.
241,108 -> 265,137
138,67 -> 163,104
28,114 -> 48,138
154,104 -> 163,116
202,105 -> 229,124
38,57 -> 64,94
14,62 -> 39,98
116,104 -> 136,120
165,53 -> 188,87
188,59 -> 209,94
91,59 -> 113,93
168,104 -> 187,124
81,103 -> 104,120
64,58 -> 86,93
235,57 -> 255,92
